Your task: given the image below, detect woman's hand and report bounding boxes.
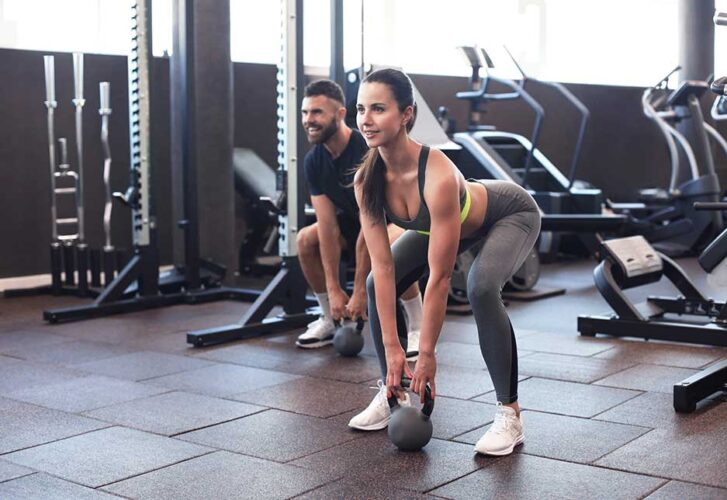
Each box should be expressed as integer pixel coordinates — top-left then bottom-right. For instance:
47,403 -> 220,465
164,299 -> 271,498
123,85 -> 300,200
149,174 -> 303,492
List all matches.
385,345 -> 413,399
412,351 -> 437,404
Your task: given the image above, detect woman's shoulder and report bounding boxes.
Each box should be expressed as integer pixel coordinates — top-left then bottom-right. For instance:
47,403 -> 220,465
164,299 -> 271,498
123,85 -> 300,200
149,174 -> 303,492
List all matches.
353,166 -> 364,186
425,147 -> 458,180
425,146 -> 449,163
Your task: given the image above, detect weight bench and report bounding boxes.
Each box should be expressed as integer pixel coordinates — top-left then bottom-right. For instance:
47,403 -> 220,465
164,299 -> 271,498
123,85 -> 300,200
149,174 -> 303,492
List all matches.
578,225 -> 727,412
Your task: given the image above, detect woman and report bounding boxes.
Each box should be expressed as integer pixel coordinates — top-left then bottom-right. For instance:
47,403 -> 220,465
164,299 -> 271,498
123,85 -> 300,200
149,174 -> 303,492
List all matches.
346,68 -> 541,456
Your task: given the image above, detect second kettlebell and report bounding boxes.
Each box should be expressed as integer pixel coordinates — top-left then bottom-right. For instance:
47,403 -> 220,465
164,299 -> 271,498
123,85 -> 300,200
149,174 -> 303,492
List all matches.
332,319 -> 364,357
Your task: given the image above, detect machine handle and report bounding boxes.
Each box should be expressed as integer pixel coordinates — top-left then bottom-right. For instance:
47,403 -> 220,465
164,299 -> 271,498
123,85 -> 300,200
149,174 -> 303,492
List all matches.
73,52 -> 84,100
99,82 -> 111,111
58,138 -> 68,166
693,202 -> 727,211
44,55 -> 55,103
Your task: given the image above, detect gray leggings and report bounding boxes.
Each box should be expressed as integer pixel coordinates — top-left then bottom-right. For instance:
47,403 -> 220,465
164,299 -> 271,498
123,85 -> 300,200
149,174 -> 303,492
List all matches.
366,180 -> 541,403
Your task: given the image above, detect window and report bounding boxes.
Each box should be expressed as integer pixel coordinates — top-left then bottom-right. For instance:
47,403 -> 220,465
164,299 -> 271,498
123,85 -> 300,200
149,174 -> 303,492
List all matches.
362,0 -> 681,87
0,0 -> 709,87
230,0 -> 332,68
0,0 -> 172,57
230,0 -> 279,64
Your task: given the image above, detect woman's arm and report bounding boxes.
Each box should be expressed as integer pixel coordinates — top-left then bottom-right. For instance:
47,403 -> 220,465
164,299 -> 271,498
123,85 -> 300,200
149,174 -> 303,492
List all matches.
413,150 -> 462,400
354,171 -> 412,395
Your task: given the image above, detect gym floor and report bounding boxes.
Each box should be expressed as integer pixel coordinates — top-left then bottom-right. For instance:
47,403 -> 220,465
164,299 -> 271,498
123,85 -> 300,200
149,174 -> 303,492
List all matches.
0,258 -> 725,499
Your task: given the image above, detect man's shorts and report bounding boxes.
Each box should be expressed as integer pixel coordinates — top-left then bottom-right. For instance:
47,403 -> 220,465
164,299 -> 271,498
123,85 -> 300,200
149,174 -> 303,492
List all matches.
337,212 -> 361,264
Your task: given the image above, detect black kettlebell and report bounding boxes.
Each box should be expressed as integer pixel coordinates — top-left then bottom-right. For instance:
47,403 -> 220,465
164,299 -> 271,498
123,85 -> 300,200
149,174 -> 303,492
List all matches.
332,319 -> 365,357
387,381 -> 434,451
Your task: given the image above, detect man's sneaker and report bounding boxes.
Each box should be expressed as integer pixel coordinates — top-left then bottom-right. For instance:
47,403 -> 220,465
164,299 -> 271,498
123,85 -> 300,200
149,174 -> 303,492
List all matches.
474,404 -> 524,456
348,380 -> 411,431
296,317 -> 335,348
406,330 -> 420,361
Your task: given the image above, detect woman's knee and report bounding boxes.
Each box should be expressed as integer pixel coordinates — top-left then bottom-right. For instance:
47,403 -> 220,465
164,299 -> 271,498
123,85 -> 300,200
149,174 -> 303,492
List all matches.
366,272 -> 376,299
466,271 -> 501,304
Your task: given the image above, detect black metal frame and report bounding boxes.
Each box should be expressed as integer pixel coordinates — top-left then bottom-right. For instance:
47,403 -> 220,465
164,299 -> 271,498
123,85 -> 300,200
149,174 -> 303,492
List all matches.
578,245 -> 727,347
187,260 -> 317,346
42,0 -> 174,322
673,359 -> 727,413
187,0 -> 317,347
579,239 -> 727,412
42,0 -> 242,323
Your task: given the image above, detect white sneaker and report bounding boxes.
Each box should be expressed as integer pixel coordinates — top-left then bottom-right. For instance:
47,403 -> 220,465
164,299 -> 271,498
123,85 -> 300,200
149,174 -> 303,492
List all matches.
348,380 -> 411,431
474,404 -> 524,456
405,330 -> 420,362
296,316 -> 335,349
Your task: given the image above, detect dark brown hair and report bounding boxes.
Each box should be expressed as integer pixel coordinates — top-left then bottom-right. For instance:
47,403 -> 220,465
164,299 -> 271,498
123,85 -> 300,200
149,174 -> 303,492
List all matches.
304,79 -> 345,106
356,69 -> 417,224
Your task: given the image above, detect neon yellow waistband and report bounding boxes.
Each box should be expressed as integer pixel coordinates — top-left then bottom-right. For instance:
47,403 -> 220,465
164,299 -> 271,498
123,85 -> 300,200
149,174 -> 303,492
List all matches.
416,187 -> 471,236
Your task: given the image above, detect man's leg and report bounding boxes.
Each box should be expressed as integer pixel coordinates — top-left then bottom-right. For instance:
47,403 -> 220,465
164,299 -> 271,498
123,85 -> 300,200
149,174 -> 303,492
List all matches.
295,223 -> 348,348
297,224 -> 327,294
387,224 -> 424,361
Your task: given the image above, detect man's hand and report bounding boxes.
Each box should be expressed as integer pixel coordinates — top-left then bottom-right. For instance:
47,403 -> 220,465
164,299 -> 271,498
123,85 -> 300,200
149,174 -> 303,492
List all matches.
346,288 -> 368,321
328,286 -> 350,321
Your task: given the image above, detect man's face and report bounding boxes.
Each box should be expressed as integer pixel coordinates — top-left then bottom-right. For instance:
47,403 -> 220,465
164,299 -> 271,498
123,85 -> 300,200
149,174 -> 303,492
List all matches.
301,95 -> 341,144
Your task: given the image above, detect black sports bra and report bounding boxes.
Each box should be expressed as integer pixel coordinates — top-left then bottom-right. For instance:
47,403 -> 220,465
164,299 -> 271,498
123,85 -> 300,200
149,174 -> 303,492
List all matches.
384,146 -> 470,235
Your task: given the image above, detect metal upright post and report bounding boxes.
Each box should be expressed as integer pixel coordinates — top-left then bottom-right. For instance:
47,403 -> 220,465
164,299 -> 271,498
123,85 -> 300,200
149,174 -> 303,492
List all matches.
186,0 -> 317,347
72,53 -> 89,295
43,55 -> 63,294
72,53 -> 85,242
128,0 -> 159,296
99,82 -> 116,285
281,0 -> 309,316
175,0 -> 202,290
678,0 -> 714,82
330,0 -> 344,88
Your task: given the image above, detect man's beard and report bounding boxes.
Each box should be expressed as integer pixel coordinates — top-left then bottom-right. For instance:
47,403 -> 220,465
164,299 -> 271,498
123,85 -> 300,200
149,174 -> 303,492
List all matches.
308,119 -> 338,144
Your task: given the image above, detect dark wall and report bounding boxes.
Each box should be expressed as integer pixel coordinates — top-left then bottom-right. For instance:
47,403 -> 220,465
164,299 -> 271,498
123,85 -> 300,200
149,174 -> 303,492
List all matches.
411,73 -> 726,201
0,48 -> 171,279
232,62 -> 280,172
1,47 -> 725,277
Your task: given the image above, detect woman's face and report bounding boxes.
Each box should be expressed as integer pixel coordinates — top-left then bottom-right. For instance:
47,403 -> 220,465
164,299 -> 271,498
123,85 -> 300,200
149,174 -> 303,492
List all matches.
356,82 -> 412,148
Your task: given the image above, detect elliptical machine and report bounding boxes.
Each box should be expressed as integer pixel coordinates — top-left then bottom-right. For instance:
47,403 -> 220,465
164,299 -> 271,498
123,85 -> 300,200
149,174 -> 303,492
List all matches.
608,67 -> 723,257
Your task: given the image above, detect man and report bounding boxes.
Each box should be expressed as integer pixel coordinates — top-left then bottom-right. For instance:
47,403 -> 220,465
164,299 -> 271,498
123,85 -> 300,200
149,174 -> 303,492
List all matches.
296,79 -> 423,360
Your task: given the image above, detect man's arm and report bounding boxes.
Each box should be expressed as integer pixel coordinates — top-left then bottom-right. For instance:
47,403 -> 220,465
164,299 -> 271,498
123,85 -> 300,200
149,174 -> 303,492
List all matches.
310,194 -> 348,319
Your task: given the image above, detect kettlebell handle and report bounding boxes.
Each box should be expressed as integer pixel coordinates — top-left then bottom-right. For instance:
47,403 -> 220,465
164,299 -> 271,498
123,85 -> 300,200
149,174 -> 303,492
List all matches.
387,378 -> 434,417
333,319 -> 366,331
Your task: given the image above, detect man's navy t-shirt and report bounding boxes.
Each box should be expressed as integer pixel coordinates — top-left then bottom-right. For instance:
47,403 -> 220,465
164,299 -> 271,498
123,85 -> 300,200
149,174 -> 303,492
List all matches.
304,129 -> 368,221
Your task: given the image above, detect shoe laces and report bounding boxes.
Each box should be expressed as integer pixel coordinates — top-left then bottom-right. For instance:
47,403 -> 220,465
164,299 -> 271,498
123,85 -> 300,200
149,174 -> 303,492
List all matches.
367,380 -> 388,410
306,316 -> 323,328
490,403 -> 517,436
308,316 -> 333,332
